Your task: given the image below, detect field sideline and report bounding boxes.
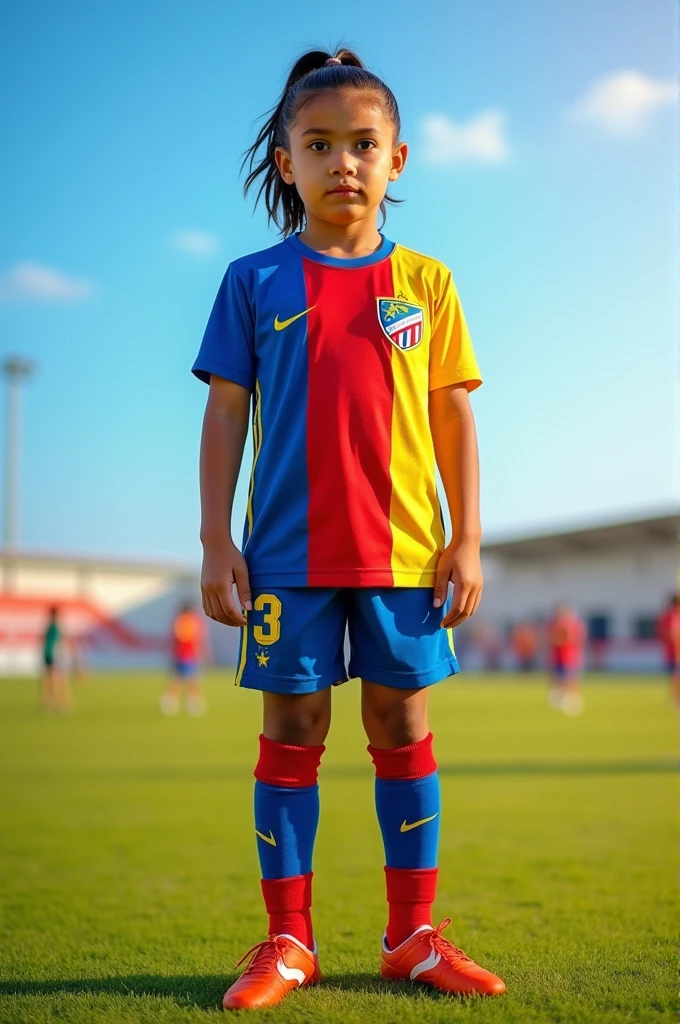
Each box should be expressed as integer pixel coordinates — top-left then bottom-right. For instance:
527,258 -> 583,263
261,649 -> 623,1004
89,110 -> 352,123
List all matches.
0,673 -> 677,1023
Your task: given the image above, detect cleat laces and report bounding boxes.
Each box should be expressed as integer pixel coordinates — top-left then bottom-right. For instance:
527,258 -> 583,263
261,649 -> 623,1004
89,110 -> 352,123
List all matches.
236,936 -> 289,978
427,919 -> 474,967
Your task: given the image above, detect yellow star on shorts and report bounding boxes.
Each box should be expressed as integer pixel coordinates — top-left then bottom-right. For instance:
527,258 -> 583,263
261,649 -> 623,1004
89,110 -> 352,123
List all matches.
255,651 -> 270,668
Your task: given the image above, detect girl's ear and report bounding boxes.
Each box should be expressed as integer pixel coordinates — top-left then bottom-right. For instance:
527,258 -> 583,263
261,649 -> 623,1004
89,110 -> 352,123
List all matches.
275,147 -> 295,184
388,141 -> 408,182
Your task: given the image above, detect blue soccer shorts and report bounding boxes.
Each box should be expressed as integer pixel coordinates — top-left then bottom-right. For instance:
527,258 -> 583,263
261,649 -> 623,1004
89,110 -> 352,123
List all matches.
174,659 -> 199,679
235,587 -> 458,694
553,661 -> 579,681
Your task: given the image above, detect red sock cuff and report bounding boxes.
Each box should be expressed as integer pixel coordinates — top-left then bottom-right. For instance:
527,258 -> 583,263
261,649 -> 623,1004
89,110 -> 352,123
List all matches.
385,866 -> 438,904
254,734 -> 325,787
261,873 -> 313,913
368,732 -> 437,779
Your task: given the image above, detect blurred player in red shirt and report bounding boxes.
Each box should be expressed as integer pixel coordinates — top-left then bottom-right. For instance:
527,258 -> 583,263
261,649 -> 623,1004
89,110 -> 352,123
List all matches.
656,593 -> 680,708
547,605 -> 586,715
159,602 -> 208,717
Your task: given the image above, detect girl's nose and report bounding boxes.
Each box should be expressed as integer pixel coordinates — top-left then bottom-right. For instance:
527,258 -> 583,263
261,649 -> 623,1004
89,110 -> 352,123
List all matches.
330,150 -> 357,176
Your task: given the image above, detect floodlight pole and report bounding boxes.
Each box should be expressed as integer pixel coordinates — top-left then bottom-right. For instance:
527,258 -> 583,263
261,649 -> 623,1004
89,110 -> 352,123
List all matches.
3,357 -> 35,552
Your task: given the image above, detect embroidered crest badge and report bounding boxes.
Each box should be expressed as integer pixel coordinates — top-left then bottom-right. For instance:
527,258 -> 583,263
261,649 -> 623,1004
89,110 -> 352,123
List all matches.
377,298 -> 424,351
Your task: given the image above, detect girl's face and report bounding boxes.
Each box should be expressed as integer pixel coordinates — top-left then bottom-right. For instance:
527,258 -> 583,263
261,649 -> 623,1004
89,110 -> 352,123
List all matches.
275,90 -> 407,229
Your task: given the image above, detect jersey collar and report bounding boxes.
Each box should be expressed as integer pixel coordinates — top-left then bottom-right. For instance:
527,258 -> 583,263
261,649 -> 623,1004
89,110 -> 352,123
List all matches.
286,232 -> 395,268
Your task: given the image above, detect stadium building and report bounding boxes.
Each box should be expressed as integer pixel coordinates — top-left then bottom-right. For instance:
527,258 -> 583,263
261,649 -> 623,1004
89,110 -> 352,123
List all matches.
0,509 -> 676,675
0,550 -> 239,676
465,508 -> 678,672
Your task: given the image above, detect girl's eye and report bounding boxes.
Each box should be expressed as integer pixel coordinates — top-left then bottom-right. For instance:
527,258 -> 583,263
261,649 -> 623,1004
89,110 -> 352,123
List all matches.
309,141 -> 329,152
356,139 -> 377,150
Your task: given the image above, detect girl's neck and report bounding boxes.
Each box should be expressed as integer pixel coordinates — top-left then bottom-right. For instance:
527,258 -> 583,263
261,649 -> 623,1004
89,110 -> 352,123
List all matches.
298,215 -> 383,259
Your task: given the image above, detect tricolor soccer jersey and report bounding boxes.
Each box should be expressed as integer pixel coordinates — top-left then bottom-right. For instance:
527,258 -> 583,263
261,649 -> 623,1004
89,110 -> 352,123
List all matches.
192,234 -> 481,588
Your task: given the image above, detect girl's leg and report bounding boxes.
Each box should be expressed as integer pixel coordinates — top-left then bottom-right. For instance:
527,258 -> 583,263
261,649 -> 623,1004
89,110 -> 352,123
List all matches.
362,680 -> 440,949
361,682 -> 429,749
254,689 -> 331,949
263,689 -> 331,745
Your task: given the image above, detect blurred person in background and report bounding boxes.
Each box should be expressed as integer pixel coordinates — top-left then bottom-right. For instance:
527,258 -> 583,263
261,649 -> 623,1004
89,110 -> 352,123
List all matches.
40,606 -> 74,713
656,593 -> 680,708
547,604 -> 586,716
472,620 -> 503,671
159,601 -> 208,717
511,620 -> 539,672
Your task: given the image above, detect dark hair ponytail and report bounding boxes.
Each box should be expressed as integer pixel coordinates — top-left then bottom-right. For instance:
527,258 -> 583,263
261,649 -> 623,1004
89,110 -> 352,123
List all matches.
242,48 -> 402,237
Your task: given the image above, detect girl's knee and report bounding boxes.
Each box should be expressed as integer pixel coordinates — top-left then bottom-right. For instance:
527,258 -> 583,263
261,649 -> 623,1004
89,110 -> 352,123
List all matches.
361,681 -> 429,748
263,690 -> 331,745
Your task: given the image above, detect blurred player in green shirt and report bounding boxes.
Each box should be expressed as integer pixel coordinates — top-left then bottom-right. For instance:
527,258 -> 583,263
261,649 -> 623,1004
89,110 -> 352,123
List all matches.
40,606 -> 74,712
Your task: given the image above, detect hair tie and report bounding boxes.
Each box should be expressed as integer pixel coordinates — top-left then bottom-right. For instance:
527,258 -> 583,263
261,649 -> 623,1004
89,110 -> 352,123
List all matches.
324,57 -> 342,66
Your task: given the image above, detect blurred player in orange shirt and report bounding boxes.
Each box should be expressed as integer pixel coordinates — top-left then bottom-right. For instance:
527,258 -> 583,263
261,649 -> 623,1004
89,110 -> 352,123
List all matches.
547,605 -> 586,716
656,593 -> 680,708
511,621 -> 539,672
159,602 -> 208,716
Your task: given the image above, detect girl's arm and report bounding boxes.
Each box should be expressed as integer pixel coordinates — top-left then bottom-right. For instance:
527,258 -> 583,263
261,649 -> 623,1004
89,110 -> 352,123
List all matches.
199,375 -> 253,626
429,383 -> 483,629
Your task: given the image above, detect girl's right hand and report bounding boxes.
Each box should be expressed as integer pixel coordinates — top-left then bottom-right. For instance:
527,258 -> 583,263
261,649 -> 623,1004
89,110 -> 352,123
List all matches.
200,539 -> 253,627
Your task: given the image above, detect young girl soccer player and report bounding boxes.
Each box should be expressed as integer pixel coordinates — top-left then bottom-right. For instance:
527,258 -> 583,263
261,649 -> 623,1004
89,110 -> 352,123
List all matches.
193,49 -> 506,1009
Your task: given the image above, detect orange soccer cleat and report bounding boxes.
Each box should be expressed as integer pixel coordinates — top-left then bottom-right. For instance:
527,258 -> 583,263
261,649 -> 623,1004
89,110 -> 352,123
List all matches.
381,918 -> 506,997
222,933 -> 320,1011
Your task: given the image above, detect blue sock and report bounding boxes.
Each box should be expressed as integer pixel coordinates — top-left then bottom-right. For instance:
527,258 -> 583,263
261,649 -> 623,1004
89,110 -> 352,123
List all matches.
253,735 -> 325,946
374,772 -> 441,868
369,735 -> 441,947
369,733 -> 441,869
254,780 -> 320,878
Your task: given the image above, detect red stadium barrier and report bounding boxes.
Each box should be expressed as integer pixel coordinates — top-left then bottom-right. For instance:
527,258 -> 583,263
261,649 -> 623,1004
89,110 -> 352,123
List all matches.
0,593 -> 168,652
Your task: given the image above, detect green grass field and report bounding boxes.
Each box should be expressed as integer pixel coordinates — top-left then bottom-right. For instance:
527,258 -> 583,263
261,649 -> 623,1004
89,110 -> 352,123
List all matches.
0,673 -> 677,1023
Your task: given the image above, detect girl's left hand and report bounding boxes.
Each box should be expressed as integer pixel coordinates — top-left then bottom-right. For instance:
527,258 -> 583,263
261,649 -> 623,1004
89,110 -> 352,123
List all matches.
433,540 -> 484,629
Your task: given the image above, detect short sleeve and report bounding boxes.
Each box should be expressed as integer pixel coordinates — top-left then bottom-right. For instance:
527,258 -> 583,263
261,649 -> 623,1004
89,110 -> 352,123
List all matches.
428,271 -> 482,393
191,264 -> 255,391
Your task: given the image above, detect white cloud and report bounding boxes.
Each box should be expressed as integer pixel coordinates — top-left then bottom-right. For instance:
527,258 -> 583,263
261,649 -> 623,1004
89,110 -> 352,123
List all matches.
422,110 -> 509,165
0,262 -> 95,303
172,229 -> 219,256
569,71 -> 677,133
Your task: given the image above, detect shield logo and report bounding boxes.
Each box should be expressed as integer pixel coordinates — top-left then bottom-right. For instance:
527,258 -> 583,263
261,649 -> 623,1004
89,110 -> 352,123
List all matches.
377,298 -> 424,351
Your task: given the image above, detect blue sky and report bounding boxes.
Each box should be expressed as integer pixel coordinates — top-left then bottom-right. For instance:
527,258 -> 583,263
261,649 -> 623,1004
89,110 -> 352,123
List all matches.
0,0 -> 677,563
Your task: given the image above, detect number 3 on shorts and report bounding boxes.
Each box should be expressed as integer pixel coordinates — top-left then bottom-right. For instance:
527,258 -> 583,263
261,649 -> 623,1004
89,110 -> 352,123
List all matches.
253,594 -> 282,646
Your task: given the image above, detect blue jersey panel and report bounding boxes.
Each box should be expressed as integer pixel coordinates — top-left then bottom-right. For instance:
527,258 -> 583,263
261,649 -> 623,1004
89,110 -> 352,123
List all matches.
242,249 -> 310,582
192,263 -> 256,391
192,242 -> 311,583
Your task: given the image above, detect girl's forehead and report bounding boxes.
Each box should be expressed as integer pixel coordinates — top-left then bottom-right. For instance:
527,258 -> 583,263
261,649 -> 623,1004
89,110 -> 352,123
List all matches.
291,89 -> 391,133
